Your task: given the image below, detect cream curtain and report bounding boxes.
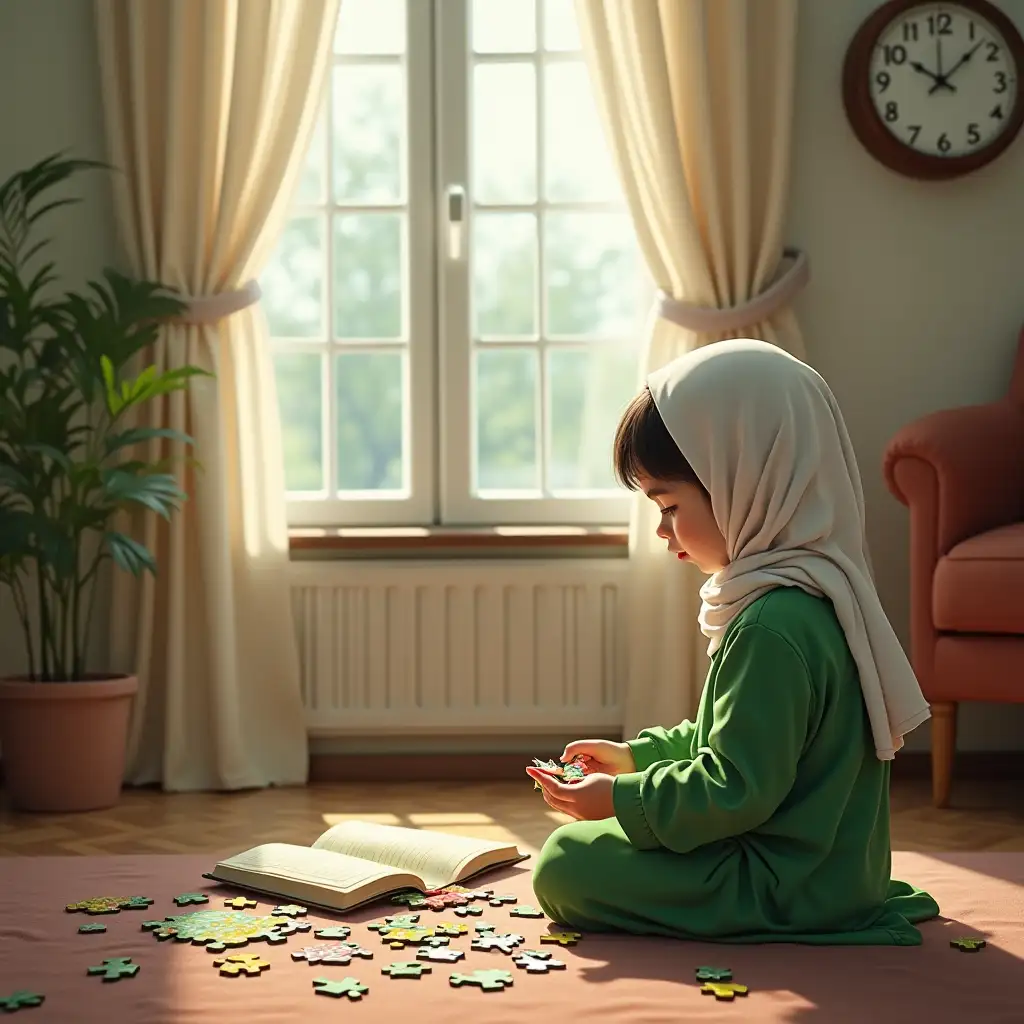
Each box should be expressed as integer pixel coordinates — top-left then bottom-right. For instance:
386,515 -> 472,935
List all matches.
93,0 -> 340,790
575,0 -> 807,738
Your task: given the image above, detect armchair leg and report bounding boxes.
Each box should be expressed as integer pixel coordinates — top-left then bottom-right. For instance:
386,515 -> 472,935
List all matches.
930,702 -> 957,809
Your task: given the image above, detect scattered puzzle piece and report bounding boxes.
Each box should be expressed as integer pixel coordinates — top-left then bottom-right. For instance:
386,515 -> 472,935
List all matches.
212,953 -> 271,977
371,914 -> 420,930
449,969 -> 514,992
291,942 -> 374,966
313,976 -> 368,1001
314,925 -> 351,940
417,934 -> 451,948
378,926 -> 433,948
950,937 -> 987,952
381,961 -> 432,979
471,933 -> 525,955
421,892 -> 470,912
433,921 -> 468,937
540,930 -> 581,946
416,946 -> 465,963
454,904 -> 483,917
141,910 -> 309,953
87,957 -> 139,982
513,953 -> 565,974
390,892 -> 427,908
66,896 -> 153,915
78,923 -> 107,934
173,893 -> 209,907
695,966 -> 733,982
509,905 -> 544,918
272,904 -> 307,918
701,982 -> 749,1001
224,897 -> 258,910
0,991 -> 44,1012
474,922 -> 497,934
426,885 -> 492,902
487,894 -> 517,907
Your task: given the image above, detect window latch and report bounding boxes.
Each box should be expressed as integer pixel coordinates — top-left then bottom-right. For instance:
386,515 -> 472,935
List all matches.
445,184 -> 465,261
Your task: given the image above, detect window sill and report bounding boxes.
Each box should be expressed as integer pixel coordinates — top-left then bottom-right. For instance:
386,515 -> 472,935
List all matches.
289,524 -> 629,559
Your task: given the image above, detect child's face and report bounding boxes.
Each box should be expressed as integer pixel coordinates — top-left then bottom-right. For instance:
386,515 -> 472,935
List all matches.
638,473 -> 729,575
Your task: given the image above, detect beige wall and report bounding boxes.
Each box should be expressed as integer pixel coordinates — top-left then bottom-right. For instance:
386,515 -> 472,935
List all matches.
2,0 -> 1023,749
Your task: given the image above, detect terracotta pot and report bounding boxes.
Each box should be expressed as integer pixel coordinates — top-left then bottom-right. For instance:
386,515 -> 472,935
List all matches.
0,675 -> 138,812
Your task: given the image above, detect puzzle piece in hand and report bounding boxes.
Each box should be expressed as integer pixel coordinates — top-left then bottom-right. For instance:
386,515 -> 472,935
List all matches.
0,991 -> 44,1012
531,755 -> 591,790
379,926 -> 433,948
701,982 -> 750,1001
454,904 -> 483,917
212,953 -> 271,977
173,893 -> 209,906
224,897 -> 258,910
950,937 -> 987,952
312,976 -> 368,1001
487,894 -> 517,907
471,933 -> 525,955
66,895 -> 153,915
141,910 -> 310,953
87,957 -> 140,982
540,930 -> 581,946
78,923 -> 107,934
509,904 -> 544,918
416,945 -> 465,963
513,952 -> 565,973
432,921 -> 468,937
314,925 -> 352,940
272,904 -> 307,918
695,965 -> 732,982
449,969 -> 514,992
381,961 -> 432,979
291,942 -> 374,966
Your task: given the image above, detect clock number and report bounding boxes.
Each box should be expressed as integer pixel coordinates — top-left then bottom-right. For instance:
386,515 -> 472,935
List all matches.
926,12 -> 952,36
994,72 -> 1008,94
875,71 -> 891,93
967,123 -> 981,145
884,101 -> 899,123
883,44 -> 908,65
986,42 -> 1001,62
969,20 -> 977,41
907,124 -> 922,144
902,21 -> 919,42
991,103 -> 1004,120
937,132 -> 951,154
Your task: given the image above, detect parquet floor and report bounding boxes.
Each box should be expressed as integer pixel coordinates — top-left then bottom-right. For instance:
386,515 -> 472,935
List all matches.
1,777 -> 1022,857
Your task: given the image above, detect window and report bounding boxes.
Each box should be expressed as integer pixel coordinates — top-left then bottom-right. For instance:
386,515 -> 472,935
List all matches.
264,0 -> 646,528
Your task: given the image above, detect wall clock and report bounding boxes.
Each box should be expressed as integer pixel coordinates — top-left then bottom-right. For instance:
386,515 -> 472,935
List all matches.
843,0 -> 1024,178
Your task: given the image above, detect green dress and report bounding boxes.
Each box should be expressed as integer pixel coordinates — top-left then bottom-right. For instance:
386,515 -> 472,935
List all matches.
532,587 -> 939,944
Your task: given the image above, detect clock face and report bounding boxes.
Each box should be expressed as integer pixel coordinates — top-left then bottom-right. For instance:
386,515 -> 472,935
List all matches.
869,3 -> 1019,158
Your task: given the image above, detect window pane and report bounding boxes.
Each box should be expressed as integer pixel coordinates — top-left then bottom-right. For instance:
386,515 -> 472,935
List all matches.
472,64 -> 536,204
475,349 -> 539,491
473,212 -> 537,338
297,106 -> 326,204
544,62 -> 618,202
274,352 -> 324,492
547,346 -> 637,492
333,214 -> 403,339
335,351 -> 405,491
332,65 -> 404,204
261,215 -> 325,338
543,0 -> 581,50
544,212 -> 639,337
335,0 -> 405,55
472,0 -> 535,53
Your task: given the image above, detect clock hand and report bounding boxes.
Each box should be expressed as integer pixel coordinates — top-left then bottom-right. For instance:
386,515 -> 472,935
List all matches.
928,40 -> 984,93
909,60 -> 943,84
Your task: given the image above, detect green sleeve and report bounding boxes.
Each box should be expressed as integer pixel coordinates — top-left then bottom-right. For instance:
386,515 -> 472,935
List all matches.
627,721 -> 697,771
612,623 -> 812,854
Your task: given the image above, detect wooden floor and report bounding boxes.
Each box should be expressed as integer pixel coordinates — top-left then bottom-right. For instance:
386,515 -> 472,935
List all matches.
1,776 -> 1023,857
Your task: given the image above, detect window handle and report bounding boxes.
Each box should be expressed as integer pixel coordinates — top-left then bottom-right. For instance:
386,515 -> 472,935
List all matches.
445,184 -> 465,261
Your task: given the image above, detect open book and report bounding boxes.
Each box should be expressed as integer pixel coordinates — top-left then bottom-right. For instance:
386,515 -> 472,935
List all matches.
203,820 -> 529,913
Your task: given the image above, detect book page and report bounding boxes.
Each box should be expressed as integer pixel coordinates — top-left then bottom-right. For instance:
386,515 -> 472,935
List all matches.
312,821 -> 518,890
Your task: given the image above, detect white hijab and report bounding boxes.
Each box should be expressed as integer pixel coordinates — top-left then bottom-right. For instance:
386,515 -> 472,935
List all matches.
646,339 -> 930,760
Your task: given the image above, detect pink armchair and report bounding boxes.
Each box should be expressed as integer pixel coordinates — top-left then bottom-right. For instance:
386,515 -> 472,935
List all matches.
883,327 -> 1024,808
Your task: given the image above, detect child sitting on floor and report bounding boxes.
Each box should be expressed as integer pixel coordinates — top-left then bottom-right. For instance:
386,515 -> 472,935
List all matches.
527,338 -> 940,945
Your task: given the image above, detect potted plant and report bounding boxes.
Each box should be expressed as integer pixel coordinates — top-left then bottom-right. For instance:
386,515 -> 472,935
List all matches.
0,153 -> 209,812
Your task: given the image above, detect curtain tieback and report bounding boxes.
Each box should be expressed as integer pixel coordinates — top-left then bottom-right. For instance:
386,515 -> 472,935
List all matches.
175,279 -> 263,325
655,247 -> 809,335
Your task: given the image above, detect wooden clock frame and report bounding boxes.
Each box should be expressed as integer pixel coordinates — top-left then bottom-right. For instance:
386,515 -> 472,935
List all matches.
842,0 -> 1024,179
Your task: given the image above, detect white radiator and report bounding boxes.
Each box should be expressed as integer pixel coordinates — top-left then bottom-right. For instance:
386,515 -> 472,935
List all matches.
289,560 -> 628,735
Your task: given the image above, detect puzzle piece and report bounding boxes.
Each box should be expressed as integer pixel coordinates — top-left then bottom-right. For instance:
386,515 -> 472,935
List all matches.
291,942 -> 374,966
78,923 -> 107,934
540,930 -> 581,946
695,966 -> 733,982
312,976 -> 368,1001
416,946 -> 465,963
0,991 -> 44,1012
381,961 -> 432,979
378,926 -> 433,948
66,896 -> 153,915
449,969 -> 514,992
432,921 -> 467,937
224,897 -> 258,910
531,755 -> 592,790
173,893 -> 209,906
314,925 -> 352,940
212,953 -> 271,977
487,894 -> 517,907
272,904 -> 307,918
141,910 -> 310,953
371,914 -> 420,930
513,953 -> 565,974
421,892 -> 470,912
509,905 -> 544,918
390,892 -> 427,908
454,904 -> 483,917
950,937 -> 987,952
701,982 -> 749,1001
426,885 -> 492,902
471,932 -> 525,955
87,957 -> 139,982
417,934 -> 451,948
474,922 -> 497,934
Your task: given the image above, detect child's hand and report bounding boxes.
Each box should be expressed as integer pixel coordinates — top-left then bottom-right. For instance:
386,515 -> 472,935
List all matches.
525,768 -> 615,822
561,739 -> 635,777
